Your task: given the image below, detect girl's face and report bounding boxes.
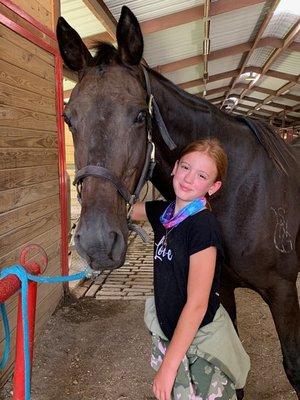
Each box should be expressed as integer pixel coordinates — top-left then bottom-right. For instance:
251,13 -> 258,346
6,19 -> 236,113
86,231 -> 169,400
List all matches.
172,151 -> 222,205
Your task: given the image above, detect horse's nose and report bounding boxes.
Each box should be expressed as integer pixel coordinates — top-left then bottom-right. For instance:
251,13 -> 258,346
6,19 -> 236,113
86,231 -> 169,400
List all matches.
74,228 -> 126,270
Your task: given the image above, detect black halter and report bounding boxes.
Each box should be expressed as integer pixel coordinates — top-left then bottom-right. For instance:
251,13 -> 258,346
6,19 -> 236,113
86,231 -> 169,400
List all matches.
73,66 -> 177,240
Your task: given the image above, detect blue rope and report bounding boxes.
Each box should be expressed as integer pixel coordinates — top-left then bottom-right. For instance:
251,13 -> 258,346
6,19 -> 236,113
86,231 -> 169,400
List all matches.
0,264 -> 94,400
0,303 -> 10,369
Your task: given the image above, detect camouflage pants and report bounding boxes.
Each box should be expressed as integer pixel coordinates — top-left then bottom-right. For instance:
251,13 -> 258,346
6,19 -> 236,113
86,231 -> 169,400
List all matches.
151,334 -> 237,400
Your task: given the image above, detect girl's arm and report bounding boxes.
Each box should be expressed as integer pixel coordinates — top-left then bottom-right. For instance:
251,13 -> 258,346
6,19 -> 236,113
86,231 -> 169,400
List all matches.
153,246 -> 217,400
130,202 -> 148,221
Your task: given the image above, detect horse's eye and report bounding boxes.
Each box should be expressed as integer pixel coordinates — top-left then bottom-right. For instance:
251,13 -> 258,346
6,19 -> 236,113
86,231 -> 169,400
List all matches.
135,110 -> 147,124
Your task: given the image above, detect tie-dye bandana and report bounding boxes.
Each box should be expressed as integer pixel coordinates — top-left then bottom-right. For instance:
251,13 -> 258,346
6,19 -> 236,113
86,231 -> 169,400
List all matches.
160,197 -> 207,229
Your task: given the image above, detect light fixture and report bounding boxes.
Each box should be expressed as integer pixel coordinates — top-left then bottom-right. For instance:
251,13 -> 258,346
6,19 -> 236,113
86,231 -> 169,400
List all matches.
256,106 -> 261,110
241,72 -> 260,83
281,89 -> 290,95
246,72 -> 256,81
226,96 -> 239,106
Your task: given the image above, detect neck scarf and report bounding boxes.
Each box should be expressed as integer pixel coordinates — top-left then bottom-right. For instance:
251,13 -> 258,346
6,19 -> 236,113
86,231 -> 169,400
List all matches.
160,197 -> 207,229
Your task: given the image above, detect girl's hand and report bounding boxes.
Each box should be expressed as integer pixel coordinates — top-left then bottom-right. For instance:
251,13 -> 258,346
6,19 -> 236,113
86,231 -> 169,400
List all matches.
153,364 -> 177,400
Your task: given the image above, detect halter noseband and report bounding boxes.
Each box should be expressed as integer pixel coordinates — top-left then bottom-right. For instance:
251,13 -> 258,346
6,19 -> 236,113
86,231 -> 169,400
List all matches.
73,66 -> 177,241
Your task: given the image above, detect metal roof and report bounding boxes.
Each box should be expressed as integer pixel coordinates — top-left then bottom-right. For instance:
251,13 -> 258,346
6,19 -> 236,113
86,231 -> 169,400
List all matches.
144,20 -> 204,67
271,50 -> 300,75
165,64 -> 204,85
104,0 -> 205,21
61,0 -> 300,127
210,3 -> 268,51
61,0 -> 106,37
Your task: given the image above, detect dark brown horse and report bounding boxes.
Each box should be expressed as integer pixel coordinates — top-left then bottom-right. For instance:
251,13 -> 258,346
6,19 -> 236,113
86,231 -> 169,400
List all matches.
57,6 -> 300,398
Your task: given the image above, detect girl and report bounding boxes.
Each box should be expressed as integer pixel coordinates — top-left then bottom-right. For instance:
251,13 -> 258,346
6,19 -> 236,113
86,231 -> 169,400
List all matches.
131,138 -> 250,400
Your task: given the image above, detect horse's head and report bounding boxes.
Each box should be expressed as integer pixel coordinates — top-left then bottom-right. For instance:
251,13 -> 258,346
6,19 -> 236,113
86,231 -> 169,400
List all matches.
57,7 -> 149,270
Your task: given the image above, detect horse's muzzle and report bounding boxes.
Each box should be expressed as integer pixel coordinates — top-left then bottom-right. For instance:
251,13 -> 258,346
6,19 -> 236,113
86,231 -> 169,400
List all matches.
74,228 -> 126,271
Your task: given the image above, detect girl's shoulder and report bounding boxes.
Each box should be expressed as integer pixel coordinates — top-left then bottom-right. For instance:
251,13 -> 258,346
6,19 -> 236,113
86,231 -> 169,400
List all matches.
187,210 -> 224,257
187,209 -> 223,243
145,200 -> 170,226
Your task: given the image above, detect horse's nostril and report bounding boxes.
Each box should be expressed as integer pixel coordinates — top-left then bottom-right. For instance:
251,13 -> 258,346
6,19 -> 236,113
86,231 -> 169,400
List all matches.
110,231 -> 125,262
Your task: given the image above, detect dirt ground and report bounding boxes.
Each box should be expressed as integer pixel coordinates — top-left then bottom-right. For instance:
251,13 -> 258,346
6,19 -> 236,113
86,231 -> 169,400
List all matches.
1,286 -> 299,400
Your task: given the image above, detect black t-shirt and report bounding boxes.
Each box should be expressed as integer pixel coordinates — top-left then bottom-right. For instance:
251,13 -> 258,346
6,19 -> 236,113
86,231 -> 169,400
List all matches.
145,200 -> 224,340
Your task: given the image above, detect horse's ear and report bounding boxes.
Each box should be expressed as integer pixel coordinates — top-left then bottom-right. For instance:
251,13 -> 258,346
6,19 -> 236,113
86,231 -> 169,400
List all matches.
56,17 -> 93,71
116,6 -> 144,65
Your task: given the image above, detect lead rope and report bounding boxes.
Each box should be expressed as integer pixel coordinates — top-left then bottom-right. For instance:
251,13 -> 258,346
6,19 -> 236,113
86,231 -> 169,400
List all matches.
0,264 -> 98,400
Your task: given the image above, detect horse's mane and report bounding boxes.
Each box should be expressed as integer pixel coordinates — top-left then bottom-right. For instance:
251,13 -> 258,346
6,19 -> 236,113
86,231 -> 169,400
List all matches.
235,115 -> 298,176
147,68 -> 212,113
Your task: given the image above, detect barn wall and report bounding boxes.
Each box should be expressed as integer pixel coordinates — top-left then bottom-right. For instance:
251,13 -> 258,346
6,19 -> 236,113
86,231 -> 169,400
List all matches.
0,0 -> 66,384
5,0 -> 59,31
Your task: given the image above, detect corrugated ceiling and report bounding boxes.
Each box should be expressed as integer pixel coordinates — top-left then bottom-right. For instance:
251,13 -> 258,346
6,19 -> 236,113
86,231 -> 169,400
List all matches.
210,3 -> 267,51
104,0 -> 205,21
144,20 -> 204,67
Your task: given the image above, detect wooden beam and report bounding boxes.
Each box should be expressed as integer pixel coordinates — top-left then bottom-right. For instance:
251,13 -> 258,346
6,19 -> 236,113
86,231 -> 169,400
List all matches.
289,41 -> 300,52
202,86 -> 231,97
83,31 -> 115,48
180,69 -> 242,89
82,0 -> 117,39
209,95 -> 225,104
52,0 -> 61,32
159,55 -> 203,75
293,103 -> 300,112
63,66 -> 78,83
265,69 -> 299,82
140,5 -> 204,34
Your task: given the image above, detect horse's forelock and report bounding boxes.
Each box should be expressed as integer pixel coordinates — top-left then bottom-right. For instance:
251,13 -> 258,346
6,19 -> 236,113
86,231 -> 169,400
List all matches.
92,42 -> 118,67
